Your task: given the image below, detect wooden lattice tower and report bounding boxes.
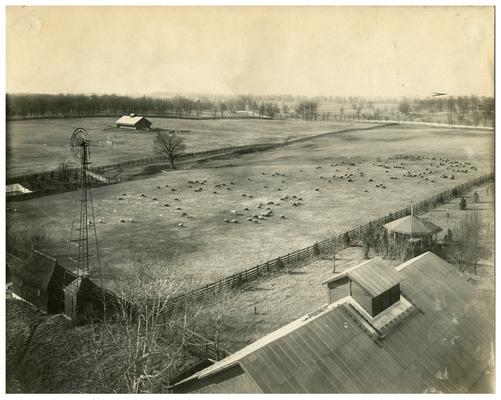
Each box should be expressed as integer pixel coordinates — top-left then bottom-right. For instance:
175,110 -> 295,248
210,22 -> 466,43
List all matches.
67,128 -> 102,278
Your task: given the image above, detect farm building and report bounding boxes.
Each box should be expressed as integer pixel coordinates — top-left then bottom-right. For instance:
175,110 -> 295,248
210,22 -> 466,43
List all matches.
63,276 -> 110,324
9,249 -> 76,314
116,114 -> 152,130
6,183 -> 32,196
172,252 -> 493,393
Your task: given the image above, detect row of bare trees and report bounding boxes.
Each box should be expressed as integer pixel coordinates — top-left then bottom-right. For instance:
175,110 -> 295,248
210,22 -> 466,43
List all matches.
400,96 -> 494,126
6,94 -> 213,119
6,93 -> 287,120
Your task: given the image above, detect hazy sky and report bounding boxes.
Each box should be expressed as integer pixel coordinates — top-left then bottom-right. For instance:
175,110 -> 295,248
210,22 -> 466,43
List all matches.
6,6 -> 494,98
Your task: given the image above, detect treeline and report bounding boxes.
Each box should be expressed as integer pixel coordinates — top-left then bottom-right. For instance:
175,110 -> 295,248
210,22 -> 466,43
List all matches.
399,96 -> 494,126
6,93 -> 494,125
6,94 -> 212,119
6,93 -> 322,121
6,93 -> 291,120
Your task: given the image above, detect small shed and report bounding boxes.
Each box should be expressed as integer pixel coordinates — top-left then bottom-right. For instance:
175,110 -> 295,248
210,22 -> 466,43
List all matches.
324,258 -> 402,318
116,113 -> 152,130
10,249 -> 76,314
63,276 -> 114,324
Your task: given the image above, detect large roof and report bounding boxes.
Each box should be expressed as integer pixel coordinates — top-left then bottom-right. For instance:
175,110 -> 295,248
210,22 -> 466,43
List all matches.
115,115 -> 150,126
175,252 -> 493,393
383,214 -> 442,236
10,249 -> 59,290
347,257 -> 402,297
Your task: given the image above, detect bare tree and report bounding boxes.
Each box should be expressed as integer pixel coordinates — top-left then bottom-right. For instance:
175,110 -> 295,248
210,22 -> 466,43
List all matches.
186,285 -> 233,360
449,209 -> 483,274
105,271 -> 189,393
6,224 -> 48,258
154,132 -> 186,170
57,162 -> 72,183
219,102 -> 227,118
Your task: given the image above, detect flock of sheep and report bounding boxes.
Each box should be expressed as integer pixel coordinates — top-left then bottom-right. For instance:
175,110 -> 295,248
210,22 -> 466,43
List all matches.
110,155 -> 479,229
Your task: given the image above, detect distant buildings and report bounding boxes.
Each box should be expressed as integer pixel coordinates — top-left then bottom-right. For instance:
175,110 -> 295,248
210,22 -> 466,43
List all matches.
172,252 -> 493,394
116,114 -> 152,130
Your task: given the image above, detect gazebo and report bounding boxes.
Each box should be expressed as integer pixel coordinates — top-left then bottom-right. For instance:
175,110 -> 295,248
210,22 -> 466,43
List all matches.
383,206 -> 442,258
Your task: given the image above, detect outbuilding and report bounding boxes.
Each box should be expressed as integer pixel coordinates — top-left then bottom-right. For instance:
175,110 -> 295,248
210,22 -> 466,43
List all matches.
10,249 -> 76,314
116,114 -> 152,130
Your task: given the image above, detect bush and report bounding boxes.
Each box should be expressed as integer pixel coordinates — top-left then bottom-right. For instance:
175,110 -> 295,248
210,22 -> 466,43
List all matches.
312,242 -> 320,257
459,197 -> 467,210
342,232 -> 351,247
451,188 -> 459,197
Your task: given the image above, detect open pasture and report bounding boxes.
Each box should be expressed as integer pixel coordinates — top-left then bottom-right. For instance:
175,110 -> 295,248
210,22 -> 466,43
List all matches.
7,124 -> 493,293
6,117 -> 365,177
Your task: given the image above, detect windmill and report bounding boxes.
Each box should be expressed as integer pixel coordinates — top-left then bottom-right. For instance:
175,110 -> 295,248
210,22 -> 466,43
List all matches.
63,128 -> 105,322
66,128 -> 102,277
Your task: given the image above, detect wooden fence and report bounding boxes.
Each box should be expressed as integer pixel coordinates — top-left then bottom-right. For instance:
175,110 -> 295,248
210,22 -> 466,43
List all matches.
6,123 -> 393,201
160,172 -> 494,312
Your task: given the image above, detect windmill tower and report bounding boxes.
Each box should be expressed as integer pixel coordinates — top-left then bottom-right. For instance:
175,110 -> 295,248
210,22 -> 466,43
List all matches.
64,128 -> 104,322
67,127 -> 101,277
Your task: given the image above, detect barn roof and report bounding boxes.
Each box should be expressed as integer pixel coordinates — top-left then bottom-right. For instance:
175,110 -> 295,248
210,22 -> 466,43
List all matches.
174,252 -> 493,393
10,249 -> 59,290
115,115 -> 150,126
383,214 -> 442,236
347,257 -> 402,297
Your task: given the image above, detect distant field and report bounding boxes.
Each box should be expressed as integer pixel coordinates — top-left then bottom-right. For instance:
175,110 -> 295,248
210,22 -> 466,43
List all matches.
7,124 -> 493,294
6,117 -> 366,177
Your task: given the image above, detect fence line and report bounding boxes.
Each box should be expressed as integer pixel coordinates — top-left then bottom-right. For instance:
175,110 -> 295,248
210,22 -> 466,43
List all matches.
14,172 -> 492,362
160,172 -> 494,312
6,123 -> 393,198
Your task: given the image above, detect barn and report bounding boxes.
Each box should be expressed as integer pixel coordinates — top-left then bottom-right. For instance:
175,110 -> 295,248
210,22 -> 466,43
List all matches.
116,113 -> 152,130
10,249 -> 76,314
172,252 -> 493,393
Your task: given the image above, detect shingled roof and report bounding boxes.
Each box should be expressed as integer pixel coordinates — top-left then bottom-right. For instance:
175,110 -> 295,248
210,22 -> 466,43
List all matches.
347,257 -> 402,297
383,214 -> 442,236
9,249 -> 58,290
173,252 -> 493,394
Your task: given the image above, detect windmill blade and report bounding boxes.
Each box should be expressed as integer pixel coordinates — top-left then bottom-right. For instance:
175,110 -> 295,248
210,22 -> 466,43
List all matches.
70,128 -> 91,160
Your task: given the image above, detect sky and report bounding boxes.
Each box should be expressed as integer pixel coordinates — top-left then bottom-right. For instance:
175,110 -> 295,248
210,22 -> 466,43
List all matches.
6,6 -> 495,98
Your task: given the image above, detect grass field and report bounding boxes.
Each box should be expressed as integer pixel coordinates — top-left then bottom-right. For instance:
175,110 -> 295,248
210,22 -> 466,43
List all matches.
202,183 -> 495,354
6,117 -> 367,177
6,183 -> 494,392
7,123 -> 493,294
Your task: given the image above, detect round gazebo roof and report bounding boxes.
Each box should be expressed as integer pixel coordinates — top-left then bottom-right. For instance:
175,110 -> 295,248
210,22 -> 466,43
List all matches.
383,214 -> 442,236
